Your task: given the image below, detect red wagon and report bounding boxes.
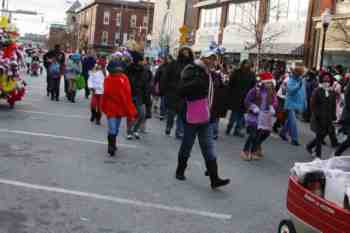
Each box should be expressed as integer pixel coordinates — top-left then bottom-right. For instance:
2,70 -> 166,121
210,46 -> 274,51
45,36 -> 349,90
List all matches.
278,176 -> 350,233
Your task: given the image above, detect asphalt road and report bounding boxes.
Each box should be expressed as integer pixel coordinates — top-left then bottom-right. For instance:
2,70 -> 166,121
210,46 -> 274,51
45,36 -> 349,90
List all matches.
0,72 -> 334,233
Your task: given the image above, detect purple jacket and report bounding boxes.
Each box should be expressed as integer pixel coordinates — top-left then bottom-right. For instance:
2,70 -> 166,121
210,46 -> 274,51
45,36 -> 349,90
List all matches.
244,86 -> 278,129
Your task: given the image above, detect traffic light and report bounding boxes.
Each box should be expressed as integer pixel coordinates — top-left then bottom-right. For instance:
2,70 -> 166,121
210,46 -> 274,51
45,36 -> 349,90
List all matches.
179,25 -> 190,45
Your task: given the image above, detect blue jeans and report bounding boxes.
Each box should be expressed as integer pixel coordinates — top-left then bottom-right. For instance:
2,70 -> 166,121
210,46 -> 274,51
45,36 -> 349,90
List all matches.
210,119 -> 219,138
166,109 -> 184,136
127,101 -> 146,134
178,123 -> 216,161
227,111 -> 244,133
108,118 -> 122,135
281,110 -> 299,142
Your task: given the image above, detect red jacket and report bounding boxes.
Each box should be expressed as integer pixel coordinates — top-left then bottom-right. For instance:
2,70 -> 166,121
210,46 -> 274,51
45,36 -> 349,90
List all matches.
101,73 -> 137,119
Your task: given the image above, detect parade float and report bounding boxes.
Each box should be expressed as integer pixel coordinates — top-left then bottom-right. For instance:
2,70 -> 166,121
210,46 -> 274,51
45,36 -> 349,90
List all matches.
0,16 -> 25,108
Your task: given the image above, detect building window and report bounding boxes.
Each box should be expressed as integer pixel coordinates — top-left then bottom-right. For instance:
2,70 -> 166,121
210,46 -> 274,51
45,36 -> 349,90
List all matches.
115,32 -> 121,45
103,11 -> 110,25
129,32 -> 135,41
268,0 -> 309,22
116,12 -> 121,27
130,14 -> 137,28
227,1 -> 259,25
102,31 -> 108,45
199,7 -> 222,28
143,16 -> 148,28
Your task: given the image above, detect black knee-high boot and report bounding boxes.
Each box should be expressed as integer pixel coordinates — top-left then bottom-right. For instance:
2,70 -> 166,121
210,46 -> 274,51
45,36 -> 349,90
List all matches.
175,157 -> 188,181
95,111 -> 101,125
107,134 -> 116,156
205,159 -> 230,189
90,108 -> 96,122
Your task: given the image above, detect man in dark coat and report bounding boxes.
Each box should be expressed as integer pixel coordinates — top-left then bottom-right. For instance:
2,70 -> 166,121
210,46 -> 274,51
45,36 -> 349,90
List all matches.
154,56 -> 171,119
306,73 -> 337,158
125,51 -> 152,140
160,47 -> 194,138
226,60 -> 256,137
43,44 -> 65,97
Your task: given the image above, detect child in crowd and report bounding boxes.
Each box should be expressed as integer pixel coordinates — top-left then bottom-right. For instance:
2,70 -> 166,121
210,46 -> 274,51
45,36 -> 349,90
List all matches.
241,72 -> 278,161
88,61 -> 106,125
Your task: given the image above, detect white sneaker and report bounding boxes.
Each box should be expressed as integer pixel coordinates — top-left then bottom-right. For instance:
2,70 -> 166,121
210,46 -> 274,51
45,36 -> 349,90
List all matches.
127,134 -> 133,140
134,133 -> 140,140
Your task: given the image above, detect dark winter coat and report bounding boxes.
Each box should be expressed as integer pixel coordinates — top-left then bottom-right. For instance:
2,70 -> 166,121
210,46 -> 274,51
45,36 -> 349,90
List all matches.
160,61 -> 189,112
210,71 -> 229,118
125,63 -> 152,106
178,62 -> 209,101
153,63 -> 168,96
227,68 -> 256,112
310,87 -> 337,135
340,83 -> 350,134
43,49 -> 65,74
82,56 -> 96,78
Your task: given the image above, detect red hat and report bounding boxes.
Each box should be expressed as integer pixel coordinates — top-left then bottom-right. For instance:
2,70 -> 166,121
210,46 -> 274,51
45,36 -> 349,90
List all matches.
258,72 -> 273,83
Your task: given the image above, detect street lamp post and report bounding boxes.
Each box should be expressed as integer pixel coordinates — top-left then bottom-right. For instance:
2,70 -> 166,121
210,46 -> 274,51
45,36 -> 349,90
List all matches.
319,8 -> 332,70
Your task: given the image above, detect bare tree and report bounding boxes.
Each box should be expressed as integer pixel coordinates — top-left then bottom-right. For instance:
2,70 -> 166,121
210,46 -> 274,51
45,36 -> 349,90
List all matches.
329,19 -> 350,48
232,0 -> 286,70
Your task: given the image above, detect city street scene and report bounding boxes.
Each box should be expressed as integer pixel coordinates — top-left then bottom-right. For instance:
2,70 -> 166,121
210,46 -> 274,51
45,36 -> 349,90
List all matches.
3,0 -> 350,232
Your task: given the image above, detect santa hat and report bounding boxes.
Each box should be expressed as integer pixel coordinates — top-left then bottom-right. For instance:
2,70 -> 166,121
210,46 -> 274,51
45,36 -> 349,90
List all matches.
258,72 -> 273,83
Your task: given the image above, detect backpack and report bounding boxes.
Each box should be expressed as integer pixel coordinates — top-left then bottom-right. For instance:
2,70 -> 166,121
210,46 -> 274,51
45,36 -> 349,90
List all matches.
49,63 -> 60,79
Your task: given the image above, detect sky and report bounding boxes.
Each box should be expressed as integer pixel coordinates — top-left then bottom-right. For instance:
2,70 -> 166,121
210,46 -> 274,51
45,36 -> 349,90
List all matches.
12,0 -> 90,35
13,0 -> 143,36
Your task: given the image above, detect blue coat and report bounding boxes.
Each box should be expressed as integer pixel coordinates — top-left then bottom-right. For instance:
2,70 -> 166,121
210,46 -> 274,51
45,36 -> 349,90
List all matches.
284,74 -> 307,112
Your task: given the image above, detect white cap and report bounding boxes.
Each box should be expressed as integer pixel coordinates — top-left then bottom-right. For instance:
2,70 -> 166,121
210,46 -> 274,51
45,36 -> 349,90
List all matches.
201,50 -> 217,58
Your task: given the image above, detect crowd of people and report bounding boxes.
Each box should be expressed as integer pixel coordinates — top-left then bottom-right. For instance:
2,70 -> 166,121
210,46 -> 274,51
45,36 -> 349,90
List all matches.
33,43 -> 350,190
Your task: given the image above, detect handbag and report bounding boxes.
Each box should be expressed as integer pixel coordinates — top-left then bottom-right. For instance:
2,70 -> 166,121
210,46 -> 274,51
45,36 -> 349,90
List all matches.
74,75 -> 86,90
258,110 -> 273,131
186,98 -> 210,124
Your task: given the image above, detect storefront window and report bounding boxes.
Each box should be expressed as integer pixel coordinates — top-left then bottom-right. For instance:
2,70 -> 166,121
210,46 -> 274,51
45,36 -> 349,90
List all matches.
268,0 -> 309,22
227,1 -> 259,25
199,7 -> 222,28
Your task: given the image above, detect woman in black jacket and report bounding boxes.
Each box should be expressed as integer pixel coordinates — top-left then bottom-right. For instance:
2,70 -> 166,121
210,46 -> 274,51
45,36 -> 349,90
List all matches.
175,51 -> 230,190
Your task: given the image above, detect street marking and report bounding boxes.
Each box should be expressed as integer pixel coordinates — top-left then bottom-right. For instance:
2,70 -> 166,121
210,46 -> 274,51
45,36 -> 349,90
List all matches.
0,129 -> 138,149
0,178 -> 232,220
16,110 -> 88,119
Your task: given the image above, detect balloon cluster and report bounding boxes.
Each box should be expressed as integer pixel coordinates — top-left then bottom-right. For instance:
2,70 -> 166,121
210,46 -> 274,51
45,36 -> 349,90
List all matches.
0,16 -> 25,107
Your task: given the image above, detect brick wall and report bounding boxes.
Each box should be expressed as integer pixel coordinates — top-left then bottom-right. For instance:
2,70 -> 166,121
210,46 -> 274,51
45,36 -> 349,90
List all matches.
93,3 -> 154,48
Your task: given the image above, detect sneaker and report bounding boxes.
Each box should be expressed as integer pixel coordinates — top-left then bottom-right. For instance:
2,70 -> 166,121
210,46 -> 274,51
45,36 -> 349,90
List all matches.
251,153 -> 261,161
240,151 -> 251,161
127,134 -> 133,140
134,133 -> 140,140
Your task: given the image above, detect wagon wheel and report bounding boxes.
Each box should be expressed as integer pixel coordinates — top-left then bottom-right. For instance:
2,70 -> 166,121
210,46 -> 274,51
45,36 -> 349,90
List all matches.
278,219 -> 296,233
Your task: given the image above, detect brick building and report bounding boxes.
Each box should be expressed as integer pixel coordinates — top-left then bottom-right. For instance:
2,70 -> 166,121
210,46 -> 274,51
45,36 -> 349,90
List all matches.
304,0 -> 350,68
76,0 -> 154,53
48,24 -> 69,51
